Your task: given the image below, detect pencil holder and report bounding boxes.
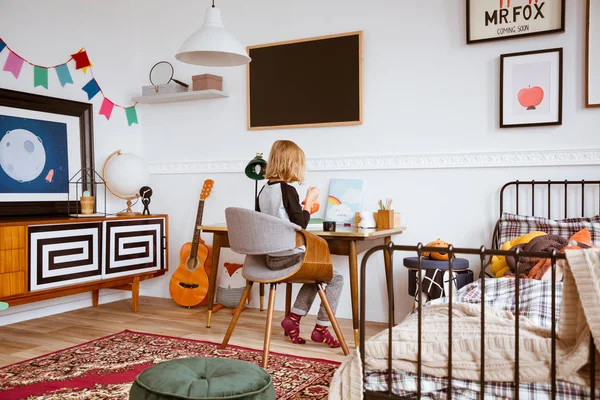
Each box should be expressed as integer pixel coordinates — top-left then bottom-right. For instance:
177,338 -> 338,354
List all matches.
376,210 -> 394,229
80,196 -> 95,214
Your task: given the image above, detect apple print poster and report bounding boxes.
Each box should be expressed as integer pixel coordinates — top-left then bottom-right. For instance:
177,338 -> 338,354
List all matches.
512,61 -> 550,114
501,48 -> 562,128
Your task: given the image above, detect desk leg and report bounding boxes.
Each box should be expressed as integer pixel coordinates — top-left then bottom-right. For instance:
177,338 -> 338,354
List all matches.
348,240 -> 360,347
384,236 -> 396,326
207,233 -> 222,328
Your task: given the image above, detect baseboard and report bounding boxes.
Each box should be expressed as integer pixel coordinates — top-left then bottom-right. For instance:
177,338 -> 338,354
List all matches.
0,291 -> 131,326
148,148 -> 600,175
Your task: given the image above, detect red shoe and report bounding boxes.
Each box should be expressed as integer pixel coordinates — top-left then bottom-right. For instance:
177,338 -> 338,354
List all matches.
311,324 -> 340,348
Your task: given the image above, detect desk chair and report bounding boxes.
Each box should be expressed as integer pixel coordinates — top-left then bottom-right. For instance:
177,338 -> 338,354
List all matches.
220,207 -> 349,368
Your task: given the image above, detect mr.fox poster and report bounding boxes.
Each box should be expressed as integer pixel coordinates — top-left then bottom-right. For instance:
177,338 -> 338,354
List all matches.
468,0 -> 564,43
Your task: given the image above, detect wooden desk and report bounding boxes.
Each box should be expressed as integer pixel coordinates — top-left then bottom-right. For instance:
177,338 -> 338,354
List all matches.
200,224 -> 406,345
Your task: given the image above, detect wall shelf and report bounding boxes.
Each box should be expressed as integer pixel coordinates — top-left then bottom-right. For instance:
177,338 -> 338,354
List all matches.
132,89 -> 228,104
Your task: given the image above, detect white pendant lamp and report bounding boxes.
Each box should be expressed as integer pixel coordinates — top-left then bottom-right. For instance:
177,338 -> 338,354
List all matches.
175,1 -> 251,67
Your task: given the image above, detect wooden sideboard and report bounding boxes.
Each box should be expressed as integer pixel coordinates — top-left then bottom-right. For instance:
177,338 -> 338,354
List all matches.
0,214 -> 168,312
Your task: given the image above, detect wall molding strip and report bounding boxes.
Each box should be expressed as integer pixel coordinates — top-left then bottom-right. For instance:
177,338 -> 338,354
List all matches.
148,149 -> 600,175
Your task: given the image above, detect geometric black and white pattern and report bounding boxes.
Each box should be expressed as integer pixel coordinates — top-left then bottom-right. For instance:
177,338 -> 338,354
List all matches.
103,218 -> 165,278
29,222 -> 102,291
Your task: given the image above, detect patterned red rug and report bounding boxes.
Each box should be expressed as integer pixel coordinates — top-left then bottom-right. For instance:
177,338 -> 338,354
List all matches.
0,330 -> 340,400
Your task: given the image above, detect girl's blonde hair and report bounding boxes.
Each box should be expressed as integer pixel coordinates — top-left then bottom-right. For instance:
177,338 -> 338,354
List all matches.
264,140 -> 306,183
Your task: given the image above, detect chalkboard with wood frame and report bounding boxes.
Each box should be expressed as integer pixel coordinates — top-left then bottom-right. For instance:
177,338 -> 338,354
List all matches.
247,31 -> 363,130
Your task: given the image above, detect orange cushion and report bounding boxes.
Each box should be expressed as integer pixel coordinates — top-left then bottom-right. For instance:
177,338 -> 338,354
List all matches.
569,228 -> 592,246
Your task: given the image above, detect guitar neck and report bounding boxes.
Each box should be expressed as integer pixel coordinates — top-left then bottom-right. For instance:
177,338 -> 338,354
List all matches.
190,200 -> 205,256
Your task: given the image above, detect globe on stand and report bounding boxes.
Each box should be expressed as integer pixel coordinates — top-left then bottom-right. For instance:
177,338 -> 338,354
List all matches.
102,150 -> 150,216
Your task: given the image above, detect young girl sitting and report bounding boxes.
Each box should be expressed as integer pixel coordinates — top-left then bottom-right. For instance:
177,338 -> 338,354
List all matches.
256,140 -> 343,348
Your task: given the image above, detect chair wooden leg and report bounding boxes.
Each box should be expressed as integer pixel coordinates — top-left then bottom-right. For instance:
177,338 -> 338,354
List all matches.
285,283 -> 292,316
259,283 -> 265,311
283,283 -> 292,336
221,282 -> 253,349
317,284 -> 349,356
263,283 -> 277,369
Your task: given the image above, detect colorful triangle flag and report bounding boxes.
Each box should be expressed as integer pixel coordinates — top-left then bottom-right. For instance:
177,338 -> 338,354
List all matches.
82,79 -> 100,100
0,40 -> 5,54
125,107 -> 138,126
55,64 -> 73,87
99,98 -> 114,120
34,66 -> 48,89
3,52 -> 24,79
72,49 -> 92,72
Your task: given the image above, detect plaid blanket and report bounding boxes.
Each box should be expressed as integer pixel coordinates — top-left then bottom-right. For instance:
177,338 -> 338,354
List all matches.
364,278 -> 597,399
364,370 -> 600,399
496,212 -> 600,247
429,278 -> 562,329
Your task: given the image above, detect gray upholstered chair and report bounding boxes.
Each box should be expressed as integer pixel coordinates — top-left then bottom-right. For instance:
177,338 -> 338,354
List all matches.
220,207 -> 349,368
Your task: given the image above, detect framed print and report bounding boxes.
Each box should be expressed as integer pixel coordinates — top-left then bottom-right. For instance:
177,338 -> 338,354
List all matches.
587,0 -> 600,107
0,89 -> 94,217
500,48 -> 563,128
467,0 -> 565,44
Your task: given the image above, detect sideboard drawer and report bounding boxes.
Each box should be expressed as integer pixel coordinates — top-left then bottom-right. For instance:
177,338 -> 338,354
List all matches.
0,248 -> 26,274
0,226 -> 26,250
0,271 -> 26,297
29,223 -> 102,291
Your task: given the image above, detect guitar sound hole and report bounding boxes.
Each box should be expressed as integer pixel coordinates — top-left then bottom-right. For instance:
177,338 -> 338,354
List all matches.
186,257 -> 198,271
179,282 -> 200,289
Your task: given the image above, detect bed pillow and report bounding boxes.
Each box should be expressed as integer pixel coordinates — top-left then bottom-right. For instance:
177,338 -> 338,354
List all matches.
496,212 -> 600,246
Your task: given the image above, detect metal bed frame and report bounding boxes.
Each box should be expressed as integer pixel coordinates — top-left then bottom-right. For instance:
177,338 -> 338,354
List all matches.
360,180 -> 600,400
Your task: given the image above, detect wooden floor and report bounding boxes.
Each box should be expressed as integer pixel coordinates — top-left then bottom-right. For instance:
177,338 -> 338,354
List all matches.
0,296 -> 386,367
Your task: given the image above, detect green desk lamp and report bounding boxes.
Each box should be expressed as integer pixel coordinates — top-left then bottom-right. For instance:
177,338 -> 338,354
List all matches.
245,153 -> 267,210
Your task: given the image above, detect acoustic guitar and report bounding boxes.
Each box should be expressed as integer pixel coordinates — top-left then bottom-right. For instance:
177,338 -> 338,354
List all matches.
170,179 -> 214,307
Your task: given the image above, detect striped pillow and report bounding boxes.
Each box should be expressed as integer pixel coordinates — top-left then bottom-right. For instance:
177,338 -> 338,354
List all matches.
496,212 -> 600,246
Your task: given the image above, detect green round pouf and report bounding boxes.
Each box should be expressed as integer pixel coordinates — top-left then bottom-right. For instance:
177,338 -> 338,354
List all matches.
129,358 -> 276,400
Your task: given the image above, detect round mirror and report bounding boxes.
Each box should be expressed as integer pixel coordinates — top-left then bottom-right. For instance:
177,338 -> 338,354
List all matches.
149,61 -> 174,86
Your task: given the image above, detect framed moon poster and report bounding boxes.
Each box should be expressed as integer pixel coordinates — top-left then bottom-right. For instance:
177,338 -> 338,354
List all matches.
467,0 -> 565,44
500,48 -> 563,128
0,89 -> 94,217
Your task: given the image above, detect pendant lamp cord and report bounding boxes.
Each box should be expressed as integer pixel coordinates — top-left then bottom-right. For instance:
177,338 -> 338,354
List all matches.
212,0 -> 215,7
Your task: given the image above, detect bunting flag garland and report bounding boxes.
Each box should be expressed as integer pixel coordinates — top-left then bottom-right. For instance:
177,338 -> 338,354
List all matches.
33,66 -> 48,89
4,51 -> 24,78
82,79 -> 100,100
74,48 -> 93,73
55,64 -> 73,87
99,98 -> 114,120
0,37 -> 138,126
71,49 -> 91,71
125,107 -> 138,126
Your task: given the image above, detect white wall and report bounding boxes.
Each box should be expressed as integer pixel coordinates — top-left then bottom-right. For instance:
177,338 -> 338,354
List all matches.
1,0 -> 599,325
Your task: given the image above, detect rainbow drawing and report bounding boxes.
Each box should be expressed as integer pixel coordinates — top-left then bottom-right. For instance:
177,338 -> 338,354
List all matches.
325,178 -> 364,224
328,195 -> 342,206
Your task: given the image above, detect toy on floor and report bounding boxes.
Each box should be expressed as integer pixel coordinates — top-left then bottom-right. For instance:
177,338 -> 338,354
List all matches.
423,239 -> 453,260
490,231 -> 547,277
212,263 -> 250,315
0,302 -> 8,311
